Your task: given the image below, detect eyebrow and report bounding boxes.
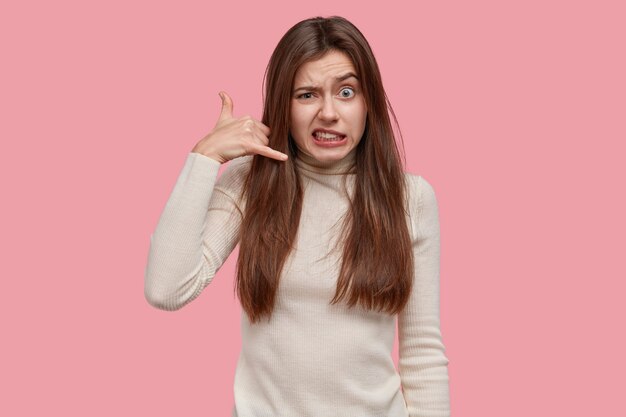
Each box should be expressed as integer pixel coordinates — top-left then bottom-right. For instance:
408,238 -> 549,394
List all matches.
293,72 -> 359,93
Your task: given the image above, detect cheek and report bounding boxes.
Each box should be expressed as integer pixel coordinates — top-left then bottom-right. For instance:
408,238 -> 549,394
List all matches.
350,105 -> 368,131
290,108 -> 308,131
349,99 -> 366,119
289,112 -> 306,144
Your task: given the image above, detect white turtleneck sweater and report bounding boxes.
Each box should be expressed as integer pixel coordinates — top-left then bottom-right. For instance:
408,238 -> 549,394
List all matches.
144,149 -> 450,417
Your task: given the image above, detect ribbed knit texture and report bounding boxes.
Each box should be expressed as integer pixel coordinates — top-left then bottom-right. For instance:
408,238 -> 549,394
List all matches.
144,150 -> 450,417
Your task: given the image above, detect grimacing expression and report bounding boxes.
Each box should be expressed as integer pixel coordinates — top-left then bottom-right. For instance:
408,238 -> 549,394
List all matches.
289,50 -> 368,167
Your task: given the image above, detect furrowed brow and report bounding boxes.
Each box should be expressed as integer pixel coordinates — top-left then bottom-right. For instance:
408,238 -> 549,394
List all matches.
293,72 -> 359,93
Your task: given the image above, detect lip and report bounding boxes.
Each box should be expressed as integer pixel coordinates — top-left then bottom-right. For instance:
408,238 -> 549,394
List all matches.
312,128 -> 345,136
311,129 -> 347,148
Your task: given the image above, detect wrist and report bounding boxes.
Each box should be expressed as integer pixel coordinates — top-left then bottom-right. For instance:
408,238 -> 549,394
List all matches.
191,143 -> 224,164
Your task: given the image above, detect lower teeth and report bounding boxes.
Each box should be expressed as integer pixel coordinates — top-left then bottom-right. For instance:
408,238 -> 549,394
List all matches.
316,136 -> 343,142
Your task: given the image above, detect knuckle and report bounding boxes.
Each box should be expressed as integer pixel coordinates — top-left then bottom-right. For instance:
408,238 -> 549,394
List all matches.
241,143 -> 253,154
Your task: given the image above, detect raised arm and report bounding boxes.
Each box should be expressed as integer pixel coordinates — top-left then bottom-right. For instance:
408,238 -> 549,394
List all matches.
144,91 -> 288,311
144,152 -> 249,311
398,175 -> 451,417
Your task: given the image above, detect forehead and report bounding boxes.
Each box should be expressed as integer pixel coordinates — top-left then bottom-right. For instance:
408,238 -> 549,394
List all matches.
294,50 -> 358,83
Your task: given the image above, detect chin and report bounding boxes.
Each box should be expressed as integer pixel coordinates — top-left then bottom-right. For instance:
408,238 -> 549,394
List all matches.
312,151 -> 345,161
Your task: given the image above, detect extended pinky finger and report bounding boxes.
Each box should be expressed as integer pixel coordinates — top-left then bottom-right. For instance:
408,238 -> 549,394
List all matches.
253,144 -> 288,161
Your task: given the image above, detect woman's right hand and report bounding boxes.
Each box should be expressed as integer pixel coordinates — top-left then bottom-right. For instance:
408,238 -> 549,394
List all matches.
191,91 -> 289,164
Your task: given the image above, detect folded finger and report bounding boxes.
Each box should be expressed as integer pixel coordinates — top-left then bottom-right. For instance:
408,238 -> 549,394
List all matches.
254,120 -> 271,137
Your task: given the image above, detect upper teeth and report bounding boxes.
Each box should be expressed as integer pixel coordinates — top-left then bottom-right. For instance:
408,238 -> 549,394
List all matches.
315,131 -> 341,139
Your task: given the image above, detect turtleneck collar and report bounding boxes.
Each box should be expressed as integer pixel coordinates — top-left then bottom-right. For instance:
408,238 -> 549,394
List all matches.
294,148 -> 357,175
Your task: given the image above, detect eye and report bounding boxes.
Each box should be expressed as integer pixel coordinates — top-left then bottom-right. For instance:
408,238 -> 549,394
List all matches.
297,92 -> 313,99
340,87 -> 355,98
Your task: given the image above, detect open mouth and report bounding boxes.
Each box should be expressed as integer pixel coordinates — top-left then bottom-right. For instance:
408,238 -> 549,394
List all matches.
312,135 -> 345,142
312,131 -> 347,142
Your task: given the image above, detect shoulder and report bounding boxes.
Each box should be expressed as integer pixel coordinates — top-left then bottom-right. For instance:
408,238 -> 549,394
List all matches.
403,172 -> 438,210
211,155 -> 253,209
216,155 -> 253,188
403,172 -> 440,239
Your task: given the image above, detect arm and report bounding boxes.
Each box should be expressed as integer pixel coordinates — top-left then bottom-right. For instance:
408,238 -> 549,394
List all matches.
398,175 -> 451,417
144,152 -> 248,311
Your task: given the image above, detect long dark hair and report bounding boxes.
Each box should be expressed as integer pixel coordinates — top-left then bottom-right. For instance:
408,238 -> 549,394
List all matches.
235,16 -> 413,324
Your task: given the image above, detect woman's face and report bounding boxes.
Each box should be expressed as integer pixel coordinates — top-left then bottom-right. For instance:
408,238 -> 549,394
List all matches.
289,50 -> 368,166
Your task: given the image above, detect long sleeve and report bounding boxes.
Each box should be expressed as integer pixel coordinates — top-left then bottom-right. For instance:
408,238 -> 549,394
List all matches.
398,175 -> 451,417
144,152 -> 249,311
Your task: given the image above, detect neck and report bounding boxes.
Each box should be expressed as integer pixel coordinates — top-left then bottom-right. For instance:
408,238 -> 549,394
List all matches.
294,148 -> 357,175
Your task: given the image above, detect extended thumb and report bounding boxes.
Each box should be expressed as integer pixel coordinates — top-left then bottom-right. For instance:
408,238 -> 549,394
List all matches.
218,91 -> 233,120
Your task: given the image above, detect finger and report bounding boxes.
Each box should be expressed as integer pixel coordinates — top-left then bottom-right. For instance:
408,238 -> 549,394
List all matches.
253,129 -> 270,146
250,144 -> 288,161
240,119 -> 268,145
253,120 -> 271,137
217,91 -> 234,121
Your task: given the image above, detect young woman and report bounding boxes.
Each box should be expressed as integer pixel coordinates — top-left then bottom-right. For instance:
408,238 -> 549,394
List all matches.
145,15 -> 450,417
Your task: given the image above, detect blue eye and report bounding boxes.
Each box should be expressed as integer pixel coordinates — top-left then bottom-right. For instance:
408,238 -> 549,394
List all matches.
340,87 -> 355,98
298,92 -> 313,99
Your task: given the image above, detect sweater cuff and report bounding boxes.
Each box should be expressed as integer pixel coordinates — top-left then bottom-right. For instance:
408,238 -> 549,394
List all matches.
187,151 -> 222,178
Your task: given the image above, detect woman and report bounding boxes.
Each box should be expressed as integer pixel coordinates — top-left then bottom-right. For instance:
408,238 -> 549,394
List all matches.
145,15 -> 450,417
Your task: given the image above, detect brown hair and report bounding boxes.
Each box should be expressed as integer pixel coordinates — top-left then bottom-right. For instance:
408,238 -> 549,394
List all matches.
235,15 -> 413,324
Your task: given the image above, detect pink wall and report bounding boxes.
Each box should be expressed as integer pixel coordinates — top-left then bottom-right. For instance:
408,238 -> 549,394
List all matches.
1,0 -> 624,416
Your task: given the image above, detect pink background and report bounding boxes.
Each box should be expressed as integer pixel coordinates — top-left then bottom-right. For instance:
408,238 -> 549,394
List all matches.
2,0 -> 624,416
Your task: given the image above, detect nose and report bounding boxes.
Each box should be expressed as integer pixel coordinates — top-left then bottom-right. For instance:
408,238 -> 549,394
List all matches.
317,94 -> 339,122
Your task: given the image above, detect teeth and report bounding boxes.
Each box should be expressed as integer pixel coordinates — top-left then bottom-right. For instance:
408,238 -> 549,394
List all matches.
314,132 -> 343,141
